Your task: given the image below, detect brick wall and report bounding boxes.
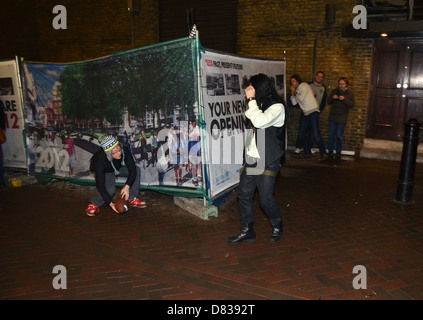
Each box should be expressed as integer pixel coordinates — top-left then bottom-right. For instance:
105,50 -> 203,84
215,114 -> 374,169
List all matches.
1,0 -> 159,63
1,0 -> 372,152
237,0 -> 372,153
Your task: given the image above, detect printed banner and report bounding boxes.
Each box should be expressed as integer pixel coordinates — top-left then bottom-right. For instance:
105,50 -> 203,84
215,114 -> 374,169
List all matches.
21,38 -> 203,189
201,50 -> 286,198
0,59 -> 27,169
9,38 -> 286,200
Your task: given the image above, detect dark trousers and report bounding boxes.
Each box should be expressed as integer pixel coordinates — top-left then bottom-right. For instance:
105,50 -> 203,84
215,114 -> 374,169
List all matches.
295,113 -> 314,149
328,121 -> 346,154
237,160 -> 282,228
299,111 -> 326,155
91,166 -> 141,206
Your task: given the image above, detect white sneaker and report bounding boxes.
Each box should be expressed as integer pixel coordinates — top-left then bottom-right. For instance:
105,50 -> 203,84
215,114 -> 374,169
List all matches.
294,148 -> 302,154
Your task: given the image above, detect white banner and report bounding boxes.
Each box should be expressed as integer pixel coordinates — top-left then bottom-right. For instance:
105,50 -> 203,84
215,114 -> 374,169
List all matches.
200,50 -> 286,198
0,59 -> 27,169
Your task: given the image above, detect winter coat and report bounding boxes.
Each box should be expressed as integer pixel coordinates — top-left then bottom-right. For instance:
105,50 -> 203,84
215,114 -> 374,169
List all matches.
327,88 -> 355,123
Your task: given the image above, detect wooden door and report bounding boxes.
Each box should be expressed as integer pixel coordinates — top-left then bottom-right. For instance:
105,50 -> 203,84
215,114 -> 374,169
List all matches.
367,40 -> 423,141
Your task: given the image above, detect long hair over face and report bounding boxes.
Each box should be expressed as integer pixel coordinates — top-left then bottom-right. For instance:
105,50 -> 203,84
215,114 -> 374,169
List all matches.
249,73 -> 282,111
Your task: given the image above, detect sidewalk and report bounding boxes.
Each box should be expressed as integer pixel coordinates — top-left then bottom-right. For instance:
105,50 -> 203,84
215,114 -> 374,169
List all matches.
0,154 -> 422,300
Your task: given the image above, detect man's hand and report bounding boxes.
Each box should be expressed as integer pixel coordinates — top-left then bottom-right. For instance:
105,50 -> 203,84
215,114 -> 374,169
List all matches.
110,202 -> 119,213
245,85 -> 255,99
120,184 -> 130,200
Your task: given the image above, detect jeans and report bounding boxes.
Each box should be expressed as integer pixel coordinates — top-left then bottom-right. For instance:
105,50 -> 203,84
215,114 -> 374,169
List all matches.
91,166 -> 141,206
327,121 -> 346,154
237,160 -> 282,228
299,111 -> 326,155
295,113 -> 314,149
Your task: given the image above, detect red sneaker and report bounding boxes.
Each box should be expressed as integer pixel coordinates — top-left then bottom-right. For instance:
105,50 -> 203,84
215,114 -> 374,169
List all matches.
128,197 -> 147,208
86,203 -> 100,216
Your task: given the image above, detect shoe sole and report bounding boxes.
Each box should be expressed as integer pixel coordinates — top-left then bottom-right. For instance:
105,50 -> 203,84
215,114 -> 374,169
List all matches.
228,238 -> 256,244
129,204 -> 147,208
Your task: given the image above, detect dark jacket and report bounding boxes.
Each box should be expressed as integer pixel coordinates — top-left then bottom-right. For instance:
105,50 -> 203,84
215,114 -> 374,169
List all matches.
245,104 -> 286,171
92,146 -> 137,205
327,88 -> 355,123
264,124 -> 285,168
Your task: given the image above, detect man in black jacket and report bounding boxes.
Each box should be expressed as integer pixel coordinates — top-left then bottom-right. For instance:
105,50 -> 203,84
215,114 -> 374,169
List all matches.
227,74 -> 285,244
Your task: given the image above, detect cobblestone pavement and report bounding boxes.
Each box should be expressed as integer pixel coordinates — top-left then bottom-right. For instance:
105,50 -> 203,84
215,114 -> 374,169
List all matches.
0,154 -> 422,300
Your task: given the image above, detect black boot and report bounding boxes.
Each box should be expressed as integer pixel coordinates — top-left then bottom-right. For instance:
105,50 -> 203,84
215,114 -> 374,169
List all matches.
270,222 -> 283,243
228,224 -> 256,244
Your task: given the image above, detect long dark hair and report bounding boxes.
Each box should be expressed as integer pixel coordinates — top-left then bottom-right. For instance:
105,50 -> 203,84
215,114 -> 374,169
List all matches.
249,73 -> 282,111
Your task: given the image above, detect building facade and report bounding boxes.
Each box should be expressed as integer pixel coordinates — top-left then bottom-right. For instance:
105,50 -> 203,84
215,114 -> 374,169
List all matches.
1,0 -> 422,159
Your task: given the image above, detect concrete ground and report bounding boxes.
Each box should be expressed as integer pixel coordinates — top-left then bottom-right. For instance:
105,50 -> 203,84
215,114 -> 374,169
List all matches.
0,153 -> 422,301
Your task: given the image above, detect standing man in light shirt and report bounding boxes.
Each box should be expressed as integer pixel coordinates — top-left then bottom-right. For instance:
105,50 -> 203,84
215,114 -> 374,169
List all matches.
290,74 -> 327,160
294,71 -> 327,154
228,73 -> 285,244
309,71 -> 327,113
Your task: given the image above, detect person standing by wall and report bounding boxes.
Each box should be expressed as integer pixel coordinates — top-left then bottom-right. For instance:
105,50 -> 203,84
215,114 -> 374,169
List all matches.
309,71 -> 327,114
327,77 -> 355,159
228,73 -> 285,244
0,107 -> 6,187
290,74 -> 327,160
293,71 -> 327,154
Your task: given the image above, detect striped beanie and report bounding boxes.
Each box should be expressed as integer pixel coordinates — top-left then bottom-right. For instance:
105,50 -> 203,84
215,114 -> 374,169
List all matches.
101,135 -> 119,152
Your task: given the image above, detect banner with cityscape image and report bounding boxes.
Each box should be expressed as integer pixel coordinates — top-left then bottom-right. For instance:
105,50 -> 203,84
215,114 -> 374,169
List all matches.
9,36 -> 286,200
21,37 -> 202,189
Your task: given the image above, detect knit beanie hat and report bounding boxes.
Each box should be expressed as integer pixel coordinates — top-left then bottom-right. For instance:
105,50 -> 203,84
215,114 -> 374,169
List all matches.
101,135 -> 119,151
